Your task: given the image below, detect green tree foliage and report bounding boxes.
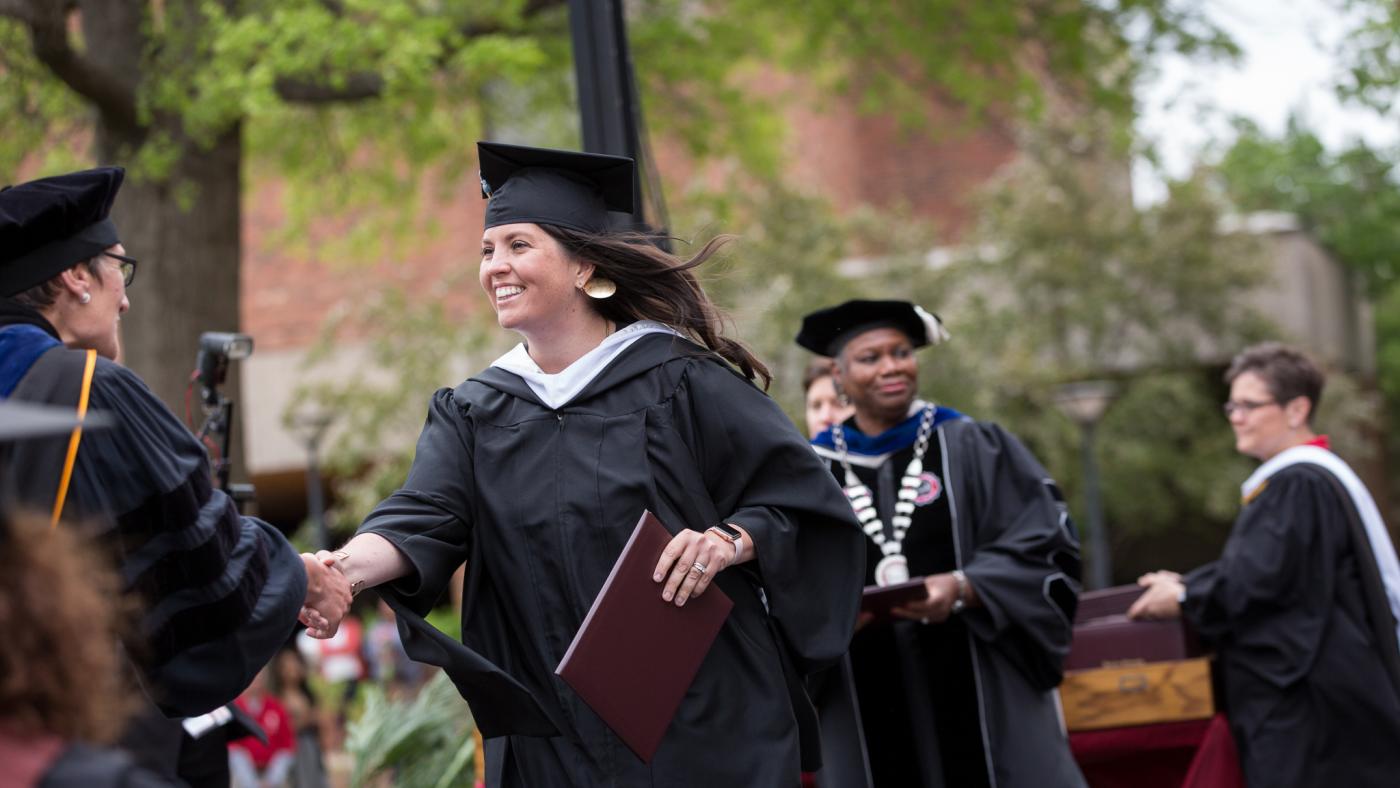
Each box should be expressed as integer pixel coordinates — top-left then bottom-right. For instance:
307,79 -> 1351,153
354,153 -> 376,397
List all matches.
0,0 -> 1237,414
1214,118 -> 1400,516
864,141 -> 1272,579
1335,0 -> 1400,113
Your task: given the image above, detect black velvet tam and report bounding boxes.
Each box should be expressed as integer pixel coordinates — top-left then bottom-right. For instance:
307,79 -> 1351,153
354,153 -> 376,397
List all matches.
0,167 -> 125,297
796,299 -> 947,356
478,142 -> 634,235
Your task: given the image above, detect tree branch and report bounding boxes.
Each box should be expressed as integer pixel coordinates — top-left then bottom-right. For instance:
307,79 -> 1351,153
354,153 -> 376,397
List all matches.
3,0 -> 140,129
0,0 -> 34,22
275,72 -> 386,104
461,0 -> 567,38
275,0 -> 567,105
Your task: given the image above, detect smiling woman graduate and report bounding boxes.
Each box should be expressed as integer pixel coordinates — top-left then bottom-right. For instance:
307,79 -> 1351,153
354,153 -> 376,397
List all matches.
313,143 -> 866,787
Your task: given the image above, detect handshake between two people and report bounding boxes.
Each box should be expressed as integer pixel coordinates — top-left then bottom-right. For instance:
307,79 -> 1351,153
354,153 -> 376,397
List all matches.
298,552 -> 353,639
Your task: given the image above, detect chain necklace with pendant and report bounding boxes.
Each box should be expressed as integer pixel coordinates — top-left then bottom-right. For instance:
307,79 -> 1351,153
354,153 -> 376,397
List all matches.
834,404 -> 936,587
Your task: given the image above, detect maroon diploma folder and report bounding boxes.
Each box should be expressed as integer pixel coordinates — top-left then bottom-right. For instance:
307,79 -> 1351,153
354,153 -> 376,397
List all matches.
1066,584 -> 1204,671
556,510 -> 733,763
860,578 -> 929,625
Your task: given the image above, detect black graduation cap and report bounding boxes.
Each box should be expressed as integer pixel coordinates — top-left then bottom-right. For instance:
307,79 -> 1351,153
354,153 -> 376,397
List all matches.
0,167 -> 125,297
0,399 -> 111,442
795,299 -> 951,357
478,142 -> 635,235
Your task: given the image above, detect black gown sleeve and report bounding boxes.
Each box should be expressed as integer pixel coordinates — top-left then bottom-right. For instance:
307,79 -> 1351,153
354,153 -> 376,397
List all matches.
69,359 -> 307,718
354,387 -> 559,737
948,421 -> 1081,690
673,358 -> 867,673
357,387 -> 475,614
1182,469 -> 1339,687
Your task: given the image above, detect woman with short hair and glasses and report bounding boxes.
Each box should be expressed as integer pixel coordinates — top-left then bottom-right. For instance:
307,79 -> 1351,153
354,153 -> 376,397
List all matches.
1131,342 -> 1400,787
0,167 -> 350,780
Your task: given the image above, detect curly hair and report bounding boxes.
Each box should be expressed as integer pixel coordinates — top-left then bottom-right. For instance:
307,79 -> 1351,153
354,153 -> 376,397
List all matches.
0,510 -> 134,742
540,226 -> 772,388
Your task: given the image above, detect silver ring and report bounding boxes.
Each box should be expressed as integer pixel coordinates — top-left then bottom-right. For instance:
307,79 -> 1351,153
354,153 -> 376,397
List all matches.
920,617 -> 930,625
691,561 -> 708,575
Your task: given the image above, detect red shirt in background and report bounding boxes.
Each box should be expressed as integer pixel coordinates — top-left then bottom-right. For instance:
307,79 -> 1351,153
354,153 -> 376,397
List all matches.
229,694 -> 294,769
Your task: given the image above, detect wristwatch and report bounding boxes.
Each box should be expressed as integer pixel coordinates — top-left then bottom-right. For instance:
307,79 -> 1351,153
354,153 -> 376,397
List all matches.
331,550 -> 366,596
707,523 -> 744,562
950,569 -> 968,614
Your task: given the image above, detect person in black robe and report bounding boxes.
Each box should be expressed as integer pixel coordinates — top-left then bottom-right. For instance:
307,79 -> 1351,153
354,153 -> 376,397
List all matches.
797,299 -> 1086,788
1131,343 -> 1400,787
306,142 -> 866,787
0,167 -> 351,780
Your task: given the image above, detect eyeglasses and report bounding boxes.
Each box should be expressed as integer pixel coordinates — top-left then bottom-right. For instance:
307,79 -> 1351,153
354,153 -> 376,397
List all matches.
102,251 -> 137,287
1222,398 -> 1277,417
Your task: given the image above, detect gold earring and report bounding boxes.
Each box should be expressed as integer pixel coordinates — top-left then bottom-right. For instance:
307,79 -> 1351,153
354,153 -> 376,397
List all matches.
583,277 -> 616,299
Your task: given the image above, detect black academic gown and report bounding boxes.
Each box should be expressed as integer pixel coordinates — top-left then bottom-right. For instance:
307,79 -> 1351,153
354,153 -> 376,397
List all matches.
358,333 -> 865,788
0,305 -> 308,779
817,417 -> 1085,788
1183,464 -> 1400,788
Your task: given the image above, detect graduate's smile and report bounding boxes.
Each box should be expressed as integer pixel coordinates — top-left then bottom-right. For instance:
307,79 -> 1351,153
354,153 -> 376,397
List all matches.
480,222 -> 592,335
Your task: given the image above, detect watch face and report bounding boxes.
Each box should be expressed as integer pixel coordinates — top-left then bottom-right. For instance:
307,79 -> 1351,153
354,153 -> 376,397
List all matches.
711,523 -> 742,540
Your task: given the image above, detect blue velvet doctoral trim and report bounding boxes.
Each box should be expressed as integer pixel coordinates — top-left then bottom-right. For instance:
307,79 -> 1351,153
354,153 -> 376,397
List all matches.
811,404 -> 967,456
0,324 -> 61,397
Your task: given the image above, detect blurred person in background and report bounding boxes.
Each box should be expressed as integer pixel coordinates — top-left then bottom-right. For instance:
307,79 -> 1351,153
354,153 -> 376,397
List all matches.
0,499 -> 170,787
227,667 -> 294,788
1131,343 -> 1400,787
270,649 -> 325,788
0,167 -> 351,779
365,598 -> 423,696
798,299 -> 1084,788
803,356 -> 854,439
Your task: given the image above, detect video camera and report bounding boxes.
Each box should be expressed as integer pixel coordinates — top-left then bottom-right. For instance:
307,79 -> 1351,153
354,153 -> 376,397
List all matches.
192,331 -> 255,504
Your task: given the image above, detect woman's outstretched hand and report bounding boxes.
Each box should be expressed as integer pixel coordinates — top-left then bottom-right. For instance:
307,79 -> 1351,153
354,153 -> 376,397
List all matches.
299,553 -> 352,639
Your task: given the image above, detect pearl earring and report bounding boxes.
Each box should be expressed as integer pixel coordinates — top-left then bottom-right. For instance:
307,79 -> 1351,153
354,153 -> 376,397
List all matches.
582,277 -> 616,299
79,292 -> 91,304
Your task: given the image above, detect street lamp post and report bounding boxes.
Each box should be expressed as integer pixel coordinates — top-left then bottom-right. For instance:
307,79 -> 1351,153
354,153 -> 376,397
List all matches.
290,411 -> 334,552
1053,380 -> 1119,589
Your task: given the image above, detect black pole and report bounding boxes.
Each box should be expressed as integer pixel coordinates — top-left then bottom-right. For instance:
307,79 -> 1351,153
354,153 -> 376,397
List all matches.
568,0 -> 670,247
304,431 -> 329,551
1081,421 -> 1112,589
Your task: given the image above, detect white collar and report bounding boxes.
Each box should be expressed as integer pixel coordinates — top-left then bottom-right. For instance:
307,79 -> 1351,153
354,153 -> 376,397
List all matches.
1244,444 -> 1400,646
489,320 -> 679,409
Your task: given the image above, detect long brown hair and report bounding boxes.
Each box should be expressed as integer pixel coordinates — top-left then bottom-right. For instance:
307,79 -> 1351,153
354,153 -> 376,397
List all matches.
0,511 -> 134,742
542,225 -> 771,388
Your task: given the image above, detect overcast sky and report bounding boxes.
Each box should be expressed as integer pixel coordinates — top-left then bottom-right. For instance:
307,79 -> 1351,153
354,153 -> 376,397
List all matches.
1132,0 -> 1397,204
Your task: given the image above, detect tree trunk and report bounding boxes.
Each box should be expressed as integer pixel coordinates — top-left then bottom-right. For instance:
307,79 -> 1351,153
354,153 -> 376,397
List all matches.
75,1 -> 248,480
99,125 -> 244,417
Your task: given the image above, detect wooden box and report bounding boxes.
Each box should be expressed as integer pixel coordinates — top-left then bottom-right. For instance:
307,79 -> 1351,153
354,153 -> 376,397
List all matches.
1059,657 -> 1214,732
1058,584 -> 1215,732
